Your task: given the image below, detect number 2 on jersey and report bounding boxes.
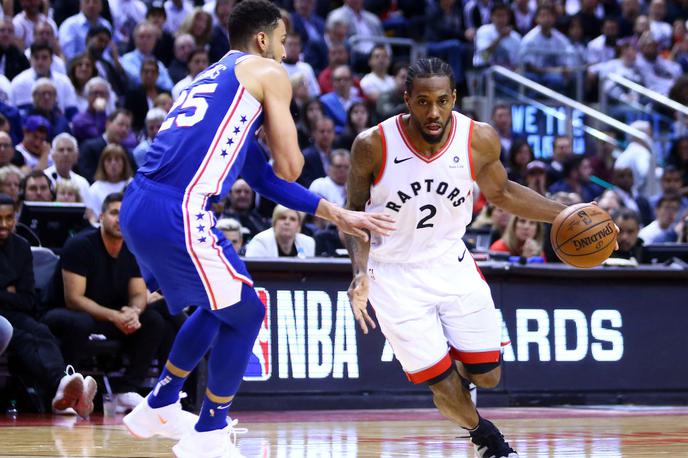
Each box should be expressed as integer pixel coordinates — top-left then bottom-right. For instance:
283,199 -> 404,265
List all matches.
158,83 -> 218,132
417,204 -> 436,229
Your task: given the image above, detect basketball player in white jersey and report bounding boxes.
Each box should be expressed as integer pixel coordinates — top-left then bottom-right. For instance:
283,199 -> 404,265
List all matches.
345,58 -> 569,458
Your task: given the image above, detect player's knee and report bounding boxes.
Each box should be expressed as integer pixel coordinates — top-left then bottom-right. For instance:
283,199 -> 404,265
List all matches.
467,365 -> 501,388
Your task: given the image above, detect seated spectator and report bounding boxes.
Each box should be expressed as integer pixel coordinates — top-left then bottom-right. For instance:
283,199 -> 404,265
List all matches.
55,180 -> 83,204
589,131 -> 620,184
219,178 -> 268,240
59,0 -> 112,62
506,140 -> 534,185
649,166 -> 688,221
648,0 -> 672,49
548,156 -> 604,202
171,49 -> 210,101
79,109 -> 133,182
25,79 -> 71,141
586,18 -> 620,66
0,132 -> 18,168
0,19 -> 30,81
164,0 -> 193,35
470,203 -> 511,245
290,73 -> 312,122
15,115 -> 52,172
47,192 -> 164,413
639,193 -> 681,243
121,22 -> 174,92
178,8 -> 213,49
334,102 -> 371,150
290,0 -> 328,73
245,205 -> 315,258
325,0 -> 385,72
309,149 -> 350,208
524,160 -> 547,195
318,43 -> 356,95
612,165 -> 654,226
0,192 -> 97,416
108,0 -> 146,51
216,217 -> 245,255
299,116 -> 336,188
282,33 -> 321,98
0,103 -> 23,145
68,54 -> 101,113
615,120 -> 656,197
12,0 -> 58,51
145,1 -> 175,67
635,31 -> 682,95
546,135 -> 574,187
10,43 -> 78,120
490,215 -> 546,259
124,59 -> 170,133
425,0 -> 471,85
20,170 -> 54,202
167,34 -> 196,84
597,189 -> 623,214
376,62 -> 408,120
208,0 -> 232,64
87,144 -> 133,218
610,208 -> 644,260
320,65 -> 363,133
0,315 -> 10,356
85,26 -> 128,97
296,97 -> 324,150
512,0 -> 535,36
667,136 -> 688,185
0,166 -> 23,203
71,77 -> 112,143
44,133 -> 91,203
153,93 -> 173,113
519,5 -> 574,94
473,4 -> 522,69
133,108 -> 166,167
359,45 -> 395,103
25,21 -> 66,75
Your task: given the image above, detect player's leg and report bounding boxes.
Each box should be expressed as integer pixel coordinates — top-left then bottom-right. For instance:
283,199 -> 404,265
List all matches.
173,284 -> 264,458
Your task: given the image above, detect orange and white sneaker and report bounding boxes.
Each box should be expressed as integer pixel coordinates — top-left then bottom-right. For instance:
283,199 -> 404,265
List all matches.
123,393 -> 198,440
51,366 -> 84,413
74,376 -> 97,418
172,419 -> 246,458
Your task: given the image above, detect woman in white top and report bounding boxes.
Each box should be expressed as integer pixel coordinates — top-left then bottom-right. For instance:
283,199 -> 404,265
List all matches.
244,205 -> 315,258
88,144 -> 133,218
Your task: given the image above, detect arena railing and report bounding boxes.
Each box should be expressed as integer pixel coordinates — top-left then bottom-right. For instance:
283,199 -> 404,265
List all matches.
485,65 -> 652,146
348,35 -> 426,64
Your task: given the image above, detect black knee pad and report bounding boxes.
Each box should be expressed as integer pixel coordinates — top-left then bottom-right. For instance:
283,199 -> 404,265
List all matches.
426,364 -> 454,386
463,356 -> 501,375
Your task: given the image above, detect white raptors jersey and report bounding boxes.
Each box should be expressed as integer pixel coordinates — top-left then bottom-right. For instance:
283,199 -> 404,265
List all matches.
366,111 -> 475,263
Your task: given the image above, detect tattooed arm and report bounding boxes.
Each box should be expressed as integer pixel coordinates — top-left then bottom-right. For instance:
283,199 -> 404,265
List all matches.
345,127 -> 385,334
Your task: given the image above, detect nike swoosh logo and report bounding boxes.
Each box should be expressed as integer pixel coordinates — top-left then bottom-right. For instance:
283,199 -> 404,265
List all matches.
217,404 -> 231,410
458,248 -> 467,262
394,156 -> 413,164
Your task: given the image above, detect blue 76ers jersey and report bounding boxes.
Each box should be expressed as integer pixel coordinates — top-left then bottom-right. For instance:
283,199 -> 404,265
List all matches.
138,50 -> 264,200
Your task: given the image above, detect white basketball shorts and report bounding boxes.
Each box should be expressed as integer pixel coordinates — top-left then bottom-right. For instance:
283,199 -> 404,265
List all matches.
367,240 -> 502,384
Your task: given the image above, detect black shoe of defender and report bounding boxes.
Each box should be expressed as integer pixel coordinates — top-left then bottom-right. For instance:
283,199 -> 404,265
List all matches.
470,418 -> 518,458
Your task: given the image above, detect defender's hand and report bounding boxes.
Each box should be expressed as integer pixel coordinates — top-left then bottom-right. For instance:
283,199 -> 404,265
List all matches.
334,208 -> 395,242
348,273 -> 376,334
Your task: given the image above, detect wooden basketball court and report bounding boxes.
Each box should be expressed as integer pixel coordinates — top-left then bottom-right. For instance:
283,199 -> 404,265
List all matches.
1,406 -> 687,457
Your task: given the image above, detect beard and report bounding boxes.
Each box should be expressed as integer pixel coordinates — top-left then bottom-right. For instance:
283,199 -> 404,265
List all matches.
409,113 -> 451,144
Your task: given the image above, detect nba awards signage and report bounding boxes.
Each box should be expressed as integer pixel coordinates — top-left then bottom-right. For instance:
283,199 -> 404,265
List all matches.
240,270 -> 688,397
510,104 -> 586,159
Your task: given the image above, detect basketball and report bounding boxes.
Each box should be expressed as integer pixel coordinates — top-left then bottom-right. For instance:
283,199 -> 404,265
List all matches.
551,203 -> 617,268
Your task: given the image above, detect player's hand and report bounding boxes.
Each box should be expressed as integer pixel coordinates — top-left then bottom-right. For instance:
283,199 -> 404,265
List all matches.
347,273 -> 376,334
334,208 -> 395,242
590,201 -> 620,250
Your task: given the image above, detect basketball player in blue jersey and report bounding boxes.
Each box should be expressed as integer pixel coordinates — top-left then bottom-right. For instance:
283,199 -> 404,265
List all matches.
345,58 -> 575,458
119,1 -> 394,457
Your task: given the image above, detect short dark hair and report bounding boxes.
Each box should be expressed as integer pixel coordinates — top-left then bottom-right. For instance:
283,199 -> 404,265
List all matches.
228,0 -> 282,49
30,42 -> 53,56
368,44 -> 387,59
107,108 -> 132,123
0,192 -> 14,209
491,3 -> 510,15
491,104 -> 510,116
87,25 -> 111,40
392,60 -> 409,76
101,192 -> 123,214
656,193 -> 681,209
20,170 -> 52,199
405,57 -> 455,94
612,207 -> 640,226
187,48 -> 208,65
563,155 -> 584,178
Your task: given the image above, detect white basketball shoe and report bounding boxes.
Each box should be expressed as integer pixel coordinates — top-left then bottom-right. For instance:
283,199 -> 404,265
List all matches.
123,393 -> 198,440
173,419 -> 247,458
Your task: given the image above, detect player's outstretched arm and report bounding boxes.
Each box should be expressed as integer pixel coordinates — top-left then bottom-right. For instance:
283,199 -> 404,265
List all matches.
344,128 -> 385,334
237,59 -> 304,181
472,122 -> 566,224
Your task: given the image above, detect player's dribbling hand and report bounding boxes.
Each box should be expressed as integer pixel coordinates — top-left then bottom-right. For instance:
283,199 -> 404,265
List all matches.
348,273 -> 376,334
590,201 -> 620,250
336,209 -> 395,242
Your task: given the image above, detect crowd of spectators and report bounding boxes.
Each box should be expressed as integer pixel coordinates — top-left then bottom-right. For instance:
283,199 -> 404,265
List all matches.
1,0 -> 688,414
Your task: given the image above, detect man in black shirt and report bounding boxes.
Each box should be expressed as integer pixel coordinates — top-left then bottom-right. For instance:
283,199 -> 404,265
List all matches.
0,193 -> 96,416
44,192 -> 165,413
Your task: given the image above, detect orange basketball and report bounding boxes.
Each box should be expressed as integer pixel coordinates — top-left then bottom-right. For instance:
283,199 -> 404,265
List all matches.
550,203 -> 617,268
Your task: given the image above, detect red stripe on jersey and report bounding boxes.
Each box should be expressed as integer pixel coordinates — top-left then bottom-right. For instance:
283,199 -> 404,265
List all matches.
405,353 -> 452,384
373,123 -> 387,186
